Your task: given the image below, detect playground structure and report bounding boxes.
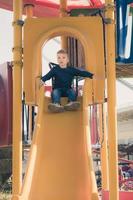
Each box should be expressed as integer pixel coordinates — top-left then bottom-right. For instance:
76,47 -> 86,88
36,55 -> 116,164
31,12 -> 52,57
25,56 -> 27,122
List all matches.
0,0 -> 133,200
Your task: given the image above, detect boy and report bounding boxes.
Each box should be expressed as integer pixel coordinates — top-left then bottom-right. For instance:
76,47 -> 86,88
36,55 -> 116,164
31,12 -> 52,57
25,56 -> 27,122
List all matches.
40,49 -> 93,113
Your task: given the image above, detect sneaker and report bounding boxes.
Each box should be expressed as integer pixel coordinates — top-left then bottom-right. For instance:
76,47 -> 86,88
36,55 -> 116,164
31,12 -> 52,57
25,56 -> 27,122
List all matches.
64,101 -> 80,111
48,103 -> 64,113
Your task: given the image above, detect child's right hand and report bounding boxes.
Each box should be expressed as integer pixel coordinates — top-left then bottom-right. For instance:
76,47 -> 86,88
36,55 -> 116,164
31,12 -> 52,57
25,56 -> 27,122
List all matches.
39,80 -> 44,88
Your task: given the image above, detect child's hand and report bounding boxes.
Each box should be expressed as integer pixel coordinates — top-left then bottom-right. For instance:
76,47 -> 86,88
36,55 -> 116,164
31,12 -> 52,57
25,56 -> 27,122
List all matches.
90,74 -> 94,79
39,80 -> 44,88
92,74 -> 96,79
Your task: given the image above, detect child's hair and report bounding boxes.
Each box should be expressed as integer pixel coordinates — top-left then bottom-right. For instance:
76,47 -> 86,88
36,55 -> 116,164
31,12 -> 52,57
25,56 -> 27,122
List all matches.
57,49 -> 68,55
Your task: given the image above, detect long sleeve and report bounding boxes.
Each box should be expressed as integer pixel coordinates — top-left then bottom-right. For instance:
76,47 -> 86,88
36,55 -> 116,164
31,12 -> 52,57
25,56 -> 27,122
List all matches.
72,67 -> 93,79
41,68 -> 55,82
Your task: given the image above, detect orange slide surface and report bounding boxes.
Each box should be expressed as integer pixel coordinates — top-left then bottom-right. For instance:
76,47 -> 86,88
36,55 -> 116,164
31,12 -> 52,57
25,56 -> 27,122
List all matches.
20,89 -> 98,200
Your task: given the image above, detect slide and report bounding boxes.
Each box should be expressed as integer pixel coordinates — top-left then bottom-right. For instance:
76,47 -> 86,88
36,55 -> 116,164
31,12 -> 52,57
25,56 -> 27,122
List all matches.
20,88 -> 98,200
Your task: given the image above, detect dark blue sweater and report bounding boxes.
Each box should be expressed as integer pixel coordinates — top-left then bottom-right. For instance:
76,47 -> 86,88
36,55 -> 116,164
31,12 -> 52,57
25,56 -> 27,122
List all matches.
41,65 -> 93,89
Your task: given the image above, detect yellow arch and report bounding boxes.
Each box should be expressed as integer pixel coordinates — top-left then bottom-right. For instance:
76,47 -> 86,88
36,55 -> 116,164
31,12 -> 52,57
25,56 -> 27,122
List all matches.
23,17 -> 105,105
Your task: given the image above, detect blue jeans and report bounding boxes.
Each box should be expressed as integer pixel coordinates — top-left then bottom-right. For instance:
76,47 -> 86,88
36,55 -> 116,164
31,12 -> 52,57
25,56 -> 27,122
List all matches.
51,88 -> 77,104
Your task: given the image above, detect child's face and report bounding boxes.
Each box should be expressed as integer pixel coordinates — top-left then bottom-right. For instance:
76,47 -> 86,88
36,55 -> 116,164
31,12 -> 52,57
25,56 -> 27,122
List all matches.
57,53 -> 69,68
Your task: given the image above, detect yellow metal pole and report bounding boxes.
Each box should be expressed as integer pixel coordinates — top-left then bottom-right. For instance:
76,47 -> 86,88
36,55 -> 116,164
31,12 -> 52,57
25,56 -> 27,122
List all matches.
24,3 -> 34,18
99,104 -> 109,190
105,0 -> 119,199
59,0 -> 68,50
12,0 -> 23,199
24,4 -> 34,142
59,0 -> 67,17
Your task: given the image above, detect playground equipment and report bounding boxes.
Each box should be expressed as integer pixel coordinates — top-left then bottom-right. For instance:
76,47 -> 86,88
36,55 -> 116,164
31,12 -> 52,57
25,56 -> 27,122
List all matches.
22,2 -> 105,199
1,0 -> 133,200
